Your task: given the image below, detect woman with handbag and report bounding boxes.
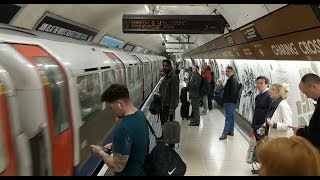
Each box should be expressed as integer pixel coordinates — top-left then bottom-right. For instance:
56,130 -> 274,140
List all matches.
259,83 -> 294,139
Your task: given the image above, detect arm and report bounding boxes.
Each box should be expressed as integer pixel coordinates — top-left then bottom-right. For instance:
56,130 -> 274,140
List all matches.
271,103 -> 293,130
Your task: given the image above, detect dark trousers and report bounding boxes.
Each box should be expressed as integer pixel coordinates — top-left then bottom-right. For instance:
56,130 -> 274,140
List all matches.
160,106 -> 174,125
208,94 -> 213,110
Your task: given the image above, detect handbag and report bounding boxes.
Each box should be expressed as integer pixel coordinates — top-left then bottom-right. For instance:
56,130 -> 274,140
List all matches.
246,133 -> 257,164
143,113 -> 186,176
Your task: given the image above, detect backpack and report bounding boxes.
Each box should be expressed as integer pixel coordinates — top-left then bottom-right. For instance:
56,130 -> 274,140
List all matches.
199,76 -> 209,96
143,113 -> 186,176
149,95 -> 161,115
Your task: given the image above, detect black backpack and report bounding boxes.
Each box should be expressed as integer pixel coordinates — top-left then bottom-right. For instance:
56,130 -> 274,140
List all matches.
143,114 -> 187,176
237,81 -> 243,100
199,76 -> 209,96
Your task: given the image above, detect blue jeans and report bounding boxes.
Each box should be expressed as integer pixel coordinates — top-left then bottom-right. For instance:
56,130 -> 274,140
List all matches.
223,103 -> 236,134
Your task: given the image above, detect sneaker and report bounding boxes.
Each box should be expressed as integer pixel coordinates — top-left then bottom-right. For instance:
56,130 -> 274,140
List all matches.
219,133 -> 227,140
251,169 -> 259,174
227,132 -> 234,136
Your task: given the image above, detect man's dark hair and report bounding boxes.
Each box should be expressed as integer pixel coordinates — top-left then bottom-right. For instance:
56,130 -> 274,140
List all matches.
256,76 -> 270,85
162,59 -> 172,66
226,66 -> 233,72
101,83 -> 130,103
301,73 -> 320,85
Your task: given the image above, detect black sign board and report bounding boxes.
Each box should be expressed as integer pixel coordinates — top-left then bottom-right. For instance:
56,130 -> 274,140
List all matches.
224,34 -> 235,45
34,12 -> 98,41
311,5 -> 320,23
0,4 -> 23,24
240,24 -> 262,42
122,14 -> 226,34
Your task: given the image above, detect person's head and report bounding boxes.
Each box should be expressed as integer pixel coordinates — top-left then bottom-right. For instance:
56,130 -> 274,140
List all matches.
256,136 -> 320,176
256,76 -> 270,93
216,79 -> 223,86
187,67 -> 192,74
101,83 -> 130,118
299,73 -> 320,101
159,67 -> 165,77
192,65 -> 199,74
202,64 -> 207,71
269,83 -> 289,100
162,60 -> 172,74
225,66 -> 234,78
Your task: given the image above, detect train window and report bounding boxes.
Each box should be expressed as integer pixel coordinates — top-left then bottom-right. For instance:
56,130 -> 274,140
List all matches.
143,63 -> 150,78
76,74 -> 102,120
33,57 -> 69,135
134,66 -> 141,84
0,115 -> 7,173
102,70 -> 116,91
127,66 -> 135,89
117,69 -> 125,85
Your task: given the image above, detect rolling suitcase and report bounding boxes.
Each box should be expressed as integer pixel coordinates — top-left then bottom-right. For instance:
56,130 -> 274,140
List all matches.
162,119 -> 181,144
180,102 -> 190,119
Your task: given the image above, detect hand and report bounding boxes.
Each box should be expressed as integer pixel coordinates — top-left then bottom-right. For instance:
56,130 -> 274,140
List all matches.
259,127 -> 265,136
104,143 -> 112,150
291,125 -> 305,134
266,118 -> 273,126
90,145 -> 105,157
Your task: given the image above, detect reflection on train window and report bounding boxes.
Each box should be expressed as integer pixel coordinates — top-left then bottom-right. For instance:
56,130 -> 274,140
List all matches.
135,66 -> 141,84
102,70 -> 116,91
127,66 -> 135,89
33,57 -> 69,135
117,69 -> 125,85
0,116 -> 7,173
77,74 -> 102,120
143,63 -> 150,78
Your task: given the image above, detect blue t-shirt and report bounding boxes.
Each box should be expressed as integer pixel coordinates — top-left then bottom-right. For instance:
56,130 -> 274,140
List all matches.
112,110 -> 150,176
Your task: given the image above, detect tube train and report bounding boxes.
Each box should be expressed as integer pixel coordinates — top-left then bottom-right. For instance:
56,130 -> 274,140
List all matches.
0,24 -> 166,176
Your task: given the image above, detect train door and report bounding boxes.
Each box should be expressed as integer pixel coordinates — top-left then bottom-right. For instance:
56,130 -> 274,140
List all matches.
131,55 -> 145,101
103,52 -> 126,85
0,82 -> 17,176
11,44 -> 73,176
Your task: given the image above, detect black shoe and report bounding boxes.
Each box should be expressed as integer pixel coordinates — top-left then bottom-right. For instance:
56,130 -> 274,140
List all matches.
219,133 -> 227,140
251,169 -> 259,174
189,122 -> 199,126
227,132 -> 234,136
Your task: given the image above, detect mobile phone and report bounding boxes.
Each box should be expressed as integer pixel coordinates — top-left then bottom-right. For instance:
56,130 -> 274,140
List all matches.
97,145 -> 112,155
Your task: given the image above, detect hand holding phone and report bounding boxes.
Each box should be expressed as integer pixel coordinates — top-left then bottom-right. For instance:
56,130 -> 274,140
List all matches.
97,145 -> 112,155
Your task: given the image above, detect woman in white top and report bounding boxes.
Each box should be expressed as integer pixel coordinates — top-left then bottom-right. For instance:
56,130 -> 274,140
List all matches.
259,83 -> 293,139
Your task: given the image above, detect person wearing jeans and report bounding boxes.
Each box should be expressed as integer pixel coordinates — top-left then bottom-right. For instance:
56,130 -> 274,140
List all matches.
219,66 -> 239,140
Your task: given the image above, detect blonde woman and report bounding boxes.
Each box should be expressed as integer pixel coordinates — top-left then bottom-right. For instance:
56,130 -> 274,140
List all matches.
259,83 -> 293,138
256,136 -> 320,176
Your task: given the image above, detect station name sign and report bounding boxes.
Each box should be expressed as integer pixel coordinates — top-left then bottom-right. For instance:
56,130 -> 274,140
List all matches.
122,14 -> 226,34
34,12 -> 98,41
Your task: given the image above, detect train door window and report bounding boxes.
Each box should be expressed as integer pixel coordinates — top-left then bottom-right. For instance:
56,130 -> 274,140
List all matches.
134,66 -> 141,84
0,113 -> 7,174
143,63 -> 149,78
76,74 -> 102,120
33,57 -> 69,134
102,70 -> 116,91
127,66 -> 135,89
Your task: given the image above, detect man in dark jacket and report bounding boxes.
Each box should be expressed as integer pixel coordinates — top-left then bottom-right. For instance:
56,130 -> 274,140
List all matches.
219,66 -> 239,140
251,76 -> 272,141
159,60 -> 180,125
292,73 -> 320,149
187,65 -> 202,126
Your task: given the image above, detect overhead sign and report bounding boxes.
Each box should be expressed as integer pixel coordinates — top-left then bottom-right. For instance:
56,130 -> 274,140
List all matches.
122,14 -> 226,34
34,12 -> 98,41
240,24 -> 262,42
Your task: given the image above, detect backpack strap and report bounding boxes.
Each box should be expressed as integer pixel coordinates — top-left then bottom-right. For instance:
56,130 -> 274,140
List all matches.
140,110 -> 160,140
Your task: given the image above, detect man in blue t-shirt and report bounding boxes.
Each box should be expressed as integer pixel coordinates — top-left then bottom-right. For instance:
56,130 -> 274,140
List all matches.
91,84 -> 150,176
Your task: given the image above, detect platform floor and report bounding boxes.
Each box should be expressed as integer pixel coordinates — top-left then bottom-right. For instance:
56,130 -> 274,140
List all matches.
173,79 -> 255,175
